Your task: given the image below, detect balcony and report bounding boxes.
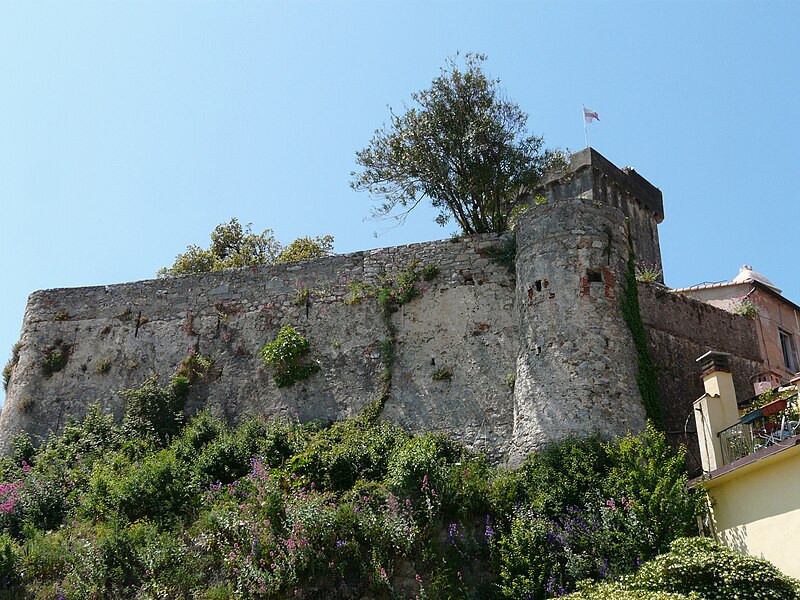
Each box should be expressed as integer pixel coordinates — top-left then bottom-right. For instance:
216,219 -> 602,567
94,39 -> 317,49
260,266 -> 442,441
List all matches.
717,395 -> 799,466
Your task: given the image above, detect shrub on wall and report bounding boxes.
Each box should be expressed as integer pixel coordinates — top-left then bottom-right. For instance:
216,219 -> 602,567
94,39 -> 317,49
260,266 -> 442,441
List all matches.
730,295 -> 762,319
634,261 -> 662,284
260,325 -> 319,387
158,218 -> 335,276
176,346 -> 216,383
2,342 -> 22,392
41,341 -> 71,378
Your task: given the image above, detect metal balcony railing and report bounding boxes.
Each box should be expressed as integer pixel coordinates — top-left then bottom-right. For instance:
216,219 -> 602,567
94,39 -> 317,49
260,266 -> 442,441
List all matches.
718,422 -> 758,465
717,418 -> 799,466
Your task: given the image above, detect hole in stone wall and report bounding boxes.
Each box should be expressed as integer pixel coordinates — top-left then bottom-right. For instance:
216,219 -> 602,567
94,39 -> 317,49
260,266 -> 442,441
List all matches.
534,280 -> 542,292
587,270 -> 602,283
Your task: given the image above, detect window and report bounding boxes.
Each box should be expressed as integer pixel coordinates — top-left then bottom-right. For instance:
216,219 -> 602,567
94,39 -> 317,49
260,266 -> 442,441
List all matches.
587,270 -> 602,283
779,329 -> 799,373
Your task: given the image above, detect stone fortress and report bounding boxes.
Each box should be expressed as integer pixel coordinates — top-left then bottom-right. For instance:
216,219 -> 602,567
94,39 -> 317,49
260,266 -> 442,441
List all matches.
0,149 -> 769,464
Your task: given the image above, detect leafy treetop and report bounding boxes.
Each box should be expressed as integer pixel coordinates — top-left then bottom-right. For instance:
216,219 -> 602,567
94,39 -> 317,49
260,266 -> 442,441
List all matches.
159,218 -> 334,276
351,52 -> 567,234
275,235 -> 334,264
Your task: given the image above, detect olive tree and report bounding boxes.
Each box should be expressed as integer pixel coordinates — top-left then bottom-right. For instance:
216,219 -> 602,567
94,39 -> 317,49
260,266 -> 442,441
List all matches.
351,53 -> 566,234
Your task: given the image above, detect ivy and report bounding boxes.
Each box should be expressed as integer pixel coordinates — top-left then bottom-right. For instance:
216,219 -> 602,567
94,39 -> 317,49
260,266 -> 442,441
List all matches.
620,220 -> 663,428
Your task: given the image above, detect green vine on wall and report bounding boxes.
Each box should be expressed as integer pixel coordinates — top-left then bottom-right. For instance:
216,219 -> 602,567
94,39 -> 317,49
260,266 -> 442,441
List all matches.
620,219 -> 664,428
345,261 -> 437,408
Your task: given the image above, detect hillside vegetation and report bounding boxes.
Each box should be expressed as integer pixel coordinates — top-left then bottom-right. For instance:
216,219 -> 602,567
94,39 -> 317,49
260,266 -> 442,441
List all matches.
0,376 -> 795,599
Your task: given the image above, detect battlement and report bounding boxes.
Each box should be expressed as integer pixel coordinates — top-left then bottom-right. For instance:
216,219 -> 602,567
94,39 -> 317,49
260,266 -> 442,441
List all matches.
540,147 -> 664,222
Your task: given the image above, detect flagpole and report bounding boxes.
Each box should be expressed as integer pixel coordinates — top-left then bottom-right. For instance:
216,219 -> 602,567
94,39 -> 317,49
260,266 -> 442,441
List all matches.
582,105 -> 589,148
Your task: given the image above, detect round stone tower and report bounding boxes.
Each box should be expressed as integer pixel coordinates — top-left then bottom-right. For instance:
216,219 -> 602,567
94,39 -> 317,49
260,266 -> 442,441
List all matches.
509,195 -> 648,463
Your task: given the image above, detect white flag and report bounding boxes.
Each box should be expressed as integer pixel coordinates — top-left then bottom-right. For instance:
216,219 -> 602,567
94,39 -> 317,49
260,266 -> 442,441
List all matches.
583,108 -> 600,123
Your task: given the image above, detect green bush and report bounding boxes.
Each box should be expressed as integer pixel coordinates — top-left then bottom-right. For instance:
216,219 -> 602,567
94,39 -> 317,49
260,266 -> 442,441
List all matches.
61,523 -> 145,597
121,375 -> 189,446
9,434 -> 35,468
41,343 -> 70,377
191,429 -> 254,488
376,261 -> 424,308
291,415 -> 407,491
171,410 -> 225,462
176,347 -> 216,383
480,236 -> 517,273
421,264 -> 440,281
86,448 -> 193,526
603,424 -> 704,555
158,218 -> 334,276
492,429 -> 707,598
386,434 -> 469,521
15,470 -> 69,534
632,537 -> 800,599
565,581 -> 699,599
517,436 -> 611,518
274,234 -> 334,263
186,415 -> 307,489
496,510 -> 553,600
16,528 -> 73,594
565,537 -> 800,599
432,366 -> 453,381
136,523 -> 202,598
0,534 -> 16,585
2,342 -> 22,392
35,405 -> 121,469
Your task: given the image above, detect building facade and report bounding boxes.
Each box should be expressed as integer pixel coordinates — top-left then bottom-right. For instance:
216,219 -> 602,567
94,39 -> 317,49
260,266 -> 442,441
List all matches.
675,266 -> 800,389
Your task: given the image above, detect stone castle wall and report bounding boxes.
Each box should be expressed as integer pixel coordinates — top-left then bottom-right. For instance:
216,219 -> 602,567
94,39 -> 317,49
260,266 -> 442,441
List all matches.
0,234 -> 518,458
0,148 -> 772,465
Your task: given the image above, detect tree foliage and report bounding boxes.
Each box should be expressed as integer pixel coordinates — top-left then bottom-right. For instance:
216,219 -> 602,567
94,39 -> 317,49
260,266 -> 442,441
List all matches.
159,218 -> 334,276
351,52 -> 567,234
275,235 -> 334,264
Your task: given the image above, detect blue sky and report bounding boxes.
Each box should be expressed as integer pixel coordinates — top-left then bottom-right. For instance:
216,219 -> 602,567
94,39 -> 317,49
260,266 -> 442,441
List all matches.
2,0 -> 799,403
